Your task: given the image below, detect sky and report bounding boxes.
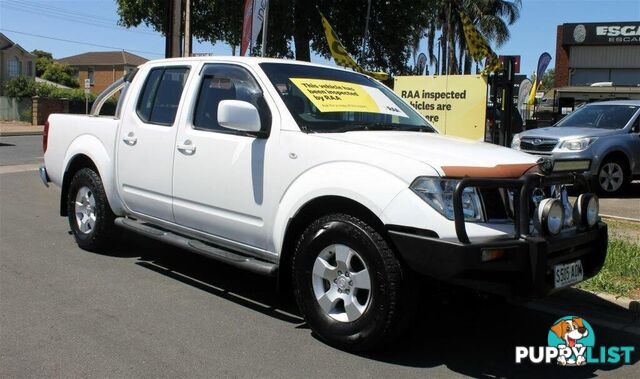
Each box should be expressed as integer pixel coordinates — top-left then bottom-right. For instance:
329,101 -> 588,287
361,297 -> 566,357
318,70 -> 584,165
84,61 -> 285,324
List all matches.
1,0 -> 639,76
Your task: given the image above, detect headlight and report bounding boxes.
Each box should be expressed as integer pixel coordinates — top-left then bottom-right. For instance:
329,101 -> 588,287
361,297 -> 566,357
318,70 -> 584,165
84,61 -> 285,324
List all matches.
511,134 -> 521,149
411,177 -> 484,221
557,137 -> 596,151
534,198 -> 564,235
573,193 -> 599,227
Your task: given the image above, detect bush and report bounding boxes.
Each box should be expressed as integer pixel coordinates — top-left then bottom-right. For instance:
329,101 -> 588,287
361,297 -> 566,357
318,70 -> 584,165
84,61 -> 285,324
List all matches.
4,76 -> 36,98
35,82 -> 95,102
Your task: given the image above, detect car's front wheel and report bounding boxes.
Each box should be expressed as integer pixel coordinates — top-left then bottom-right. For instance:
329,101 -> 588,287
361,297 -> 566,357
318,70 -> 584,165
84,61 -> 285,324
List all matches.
596,158 -> 628,195
67,167 -> 119,251
292,213 -> 414,351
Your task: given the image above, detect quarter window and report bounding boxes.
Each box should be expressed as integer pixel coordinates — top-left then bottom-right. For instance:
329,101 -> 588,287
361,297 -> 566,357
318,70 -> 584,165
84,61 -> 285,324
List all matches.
193,64 -> 271,135
136,67 -> 189,126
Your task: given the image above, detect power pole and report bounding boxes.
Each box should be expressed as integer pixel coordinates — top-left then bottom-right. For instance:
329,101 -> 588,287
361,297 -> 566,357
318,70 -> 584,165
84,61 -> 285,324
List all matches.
361,0 -> 372,62
171,0 -> 182,58
183,0 -> 191,57
165,0 -> 173,58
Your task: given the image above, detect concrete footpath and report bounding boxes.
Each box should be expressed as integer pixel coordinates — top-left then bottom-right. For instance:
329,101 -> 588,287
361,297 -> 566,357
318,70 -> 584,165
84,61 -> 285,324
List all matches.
0,122 -> 43,136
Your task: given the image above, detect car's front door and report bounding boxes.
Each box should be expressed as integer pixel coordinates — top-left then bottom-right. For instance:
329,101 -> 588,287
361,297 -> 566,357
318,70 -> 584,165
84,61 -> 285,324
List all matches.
117,65 -> 190,221
172,63 -> 274,251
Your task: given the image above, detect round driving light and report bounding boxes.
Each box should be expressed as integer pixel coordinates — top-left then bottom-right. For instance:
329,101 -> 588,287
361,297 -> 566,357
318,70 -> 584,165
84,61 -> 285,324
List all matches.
573,193 -> 599,227
535,198 -> 564,235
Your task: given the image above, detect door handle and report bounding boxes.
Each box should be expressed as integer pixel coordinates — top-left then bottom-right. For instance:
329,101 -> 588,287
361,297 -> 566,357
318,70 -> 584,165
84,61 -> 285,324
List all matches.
122,132 -> 137,146
177,140 -> 196,155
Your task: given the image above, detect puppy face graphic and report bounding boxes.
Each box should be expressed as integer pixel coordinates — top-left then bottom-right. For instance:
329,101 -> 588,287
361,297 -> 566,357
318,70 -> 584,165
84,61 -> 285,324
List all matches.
550,317 -> 589,347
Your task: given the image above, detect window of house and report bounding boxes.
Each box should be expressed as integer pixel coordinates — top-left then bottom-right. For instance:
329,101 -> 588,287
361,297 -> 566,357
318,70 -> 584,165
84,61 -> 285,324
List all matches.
26,61 -> 33,76
87,67 -> 95,84
7,56 -> 21,78
136,66 -> 190,126
193,64 -> 271,135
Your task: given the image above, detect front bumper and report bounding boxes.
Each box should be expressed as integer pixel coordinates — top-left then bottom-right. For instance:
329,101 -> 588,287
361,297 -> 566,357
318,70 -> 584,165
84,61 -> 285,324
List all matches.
388,172 -> 608,298
389,223 -> 607,298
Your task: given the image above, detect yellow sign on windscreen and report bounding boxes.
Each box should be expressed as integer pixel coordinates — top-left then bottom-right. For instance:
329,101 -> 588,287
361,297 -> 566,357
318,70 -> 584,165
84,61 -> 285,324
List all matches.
290,78 -> 406,117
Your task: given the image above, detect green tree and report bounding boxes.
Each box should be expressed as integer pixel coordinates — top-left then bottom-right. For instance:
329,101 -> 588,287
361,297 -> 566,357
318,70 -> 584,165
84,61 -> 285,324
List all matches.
4,76 -> 36,98
32,49 -> 54,77
541,68 -> 555,90
420,0 -> 521,75
41,62 -> 79,88
116,0 -> 434,75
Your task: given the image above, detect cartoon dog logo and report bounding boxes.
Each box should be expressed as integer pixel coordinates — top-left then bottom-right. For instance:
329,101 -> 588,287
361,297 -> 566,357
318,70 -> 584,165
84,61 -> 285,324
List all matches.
549,317 -> 591,366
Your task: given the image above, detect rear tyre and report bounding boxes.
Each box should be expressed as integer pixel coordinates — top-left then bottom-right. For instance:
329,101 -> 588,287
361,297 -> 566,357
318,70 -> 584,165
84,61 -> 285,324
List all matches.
595,158 -> 628,196
292,213 -> 414,351
66,167 -> 119,251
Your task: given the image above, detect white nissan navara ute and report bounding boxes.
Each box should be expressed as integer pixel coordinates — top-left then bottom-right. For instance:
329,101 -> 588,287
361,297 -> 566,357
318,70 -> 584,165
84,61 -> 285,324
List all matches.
40,57 -> 607,351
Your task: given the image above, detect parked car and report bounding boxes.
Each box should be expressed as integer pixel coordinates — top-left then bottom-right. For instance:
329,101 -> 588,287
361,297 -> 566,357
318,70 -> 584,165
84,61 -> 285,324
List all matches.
512,100 -> 640,195
40,57 -> 607,351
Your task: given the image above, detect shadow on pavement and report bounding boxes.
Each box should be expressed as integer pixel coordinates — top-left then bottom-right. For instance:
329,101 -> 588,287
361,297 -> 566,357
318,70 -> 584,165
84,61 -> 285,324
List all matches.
107,230 -> 638,378
598,180 -> 640,199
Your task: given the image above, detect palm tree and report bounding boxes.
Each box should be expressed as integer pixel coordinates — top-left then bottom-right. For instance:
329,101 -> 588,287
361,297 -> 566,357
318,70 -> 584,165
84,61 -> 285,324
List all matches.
422,0 -> 521,75
460,0 -> 521,73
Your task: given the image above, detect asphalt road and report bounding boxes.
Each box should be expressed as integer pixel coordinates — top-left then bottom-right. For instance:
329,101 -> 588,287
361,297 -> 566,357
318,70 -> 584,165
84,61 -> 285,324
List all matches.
0,135 -> 43,166
1,135 -> 639,377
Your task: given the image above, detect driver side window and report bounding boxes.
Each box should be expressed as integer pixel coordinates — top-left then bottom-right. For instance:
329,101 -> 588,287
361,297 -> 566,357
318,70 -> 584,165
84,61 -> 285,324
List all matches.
193,64 -> 271,135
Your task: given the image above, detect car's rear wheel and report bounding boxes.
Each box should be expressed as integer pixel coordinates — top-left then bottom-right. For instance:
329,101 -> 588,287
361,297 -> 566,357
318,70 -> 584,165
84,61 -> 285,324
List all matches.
67,167 -> 119,251
292,213 -> 414,351
596,158 -> 628,195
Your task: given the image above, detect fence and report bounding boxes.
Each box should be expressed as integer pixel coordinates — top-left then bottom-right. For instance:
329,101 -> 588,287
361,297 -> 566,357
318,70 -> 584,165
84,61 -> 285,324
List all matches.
31,97 -> 117,125
0,97 -> 32,122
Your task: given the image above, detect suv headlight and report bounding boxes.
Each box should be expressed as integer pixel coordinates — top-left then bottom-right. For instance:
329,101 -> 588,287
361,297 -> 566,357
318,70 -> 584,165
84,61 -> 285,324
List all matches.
557,137 -> 596,151
411,177 -> 484,221
511,134 -> 521,149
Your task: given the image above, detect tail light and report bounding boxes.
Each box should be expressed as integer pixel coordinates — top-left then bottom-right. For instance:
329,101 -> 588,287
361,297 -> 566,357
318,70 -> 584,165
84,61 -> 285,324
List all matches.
43,120 -> 49,153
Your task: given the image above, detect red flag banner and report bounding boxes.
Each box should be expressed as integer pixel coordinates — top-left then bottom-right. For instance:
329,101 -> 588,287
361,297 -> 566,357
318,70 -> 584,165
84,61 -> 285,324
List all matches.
240,0 -> 253,56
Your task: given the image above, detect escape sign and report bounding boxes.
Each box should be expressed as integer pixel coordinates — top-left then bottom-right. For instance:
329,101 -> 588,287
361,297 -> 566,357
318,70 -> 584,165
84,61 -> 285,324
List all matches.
290,78 -> 407,117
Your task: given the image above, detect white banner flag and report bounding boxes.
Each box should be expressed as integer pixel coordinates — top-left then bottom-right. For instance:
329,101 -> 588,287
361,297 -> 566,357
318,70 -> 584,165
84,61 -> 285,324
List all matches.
250,0 -> 268,55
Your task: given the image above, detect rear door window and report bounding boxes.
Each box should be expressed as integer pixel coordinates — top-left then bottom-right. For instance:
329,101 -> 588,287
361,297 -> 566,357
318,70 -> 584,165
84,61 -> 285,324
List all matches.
136,67 -> 190,126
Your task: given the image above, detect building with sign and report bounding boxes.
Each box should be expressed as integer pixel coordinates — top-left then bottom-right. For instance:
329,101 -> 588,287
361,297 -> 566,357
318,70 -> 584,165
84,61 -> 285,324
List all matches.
555,22 -> 640,87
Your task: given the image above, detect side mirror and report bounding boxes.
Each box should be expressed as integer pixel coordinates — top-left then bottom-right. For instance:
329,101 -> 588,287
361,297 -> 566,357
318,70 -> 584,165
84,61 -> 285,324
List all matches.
217,100 -> 261,133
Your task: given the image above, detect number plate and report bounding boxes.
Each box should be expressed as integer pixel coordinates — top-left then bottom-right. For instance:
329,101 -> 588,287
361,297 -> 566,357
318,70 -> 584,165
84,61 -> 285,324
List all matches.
554,260 -> 584,288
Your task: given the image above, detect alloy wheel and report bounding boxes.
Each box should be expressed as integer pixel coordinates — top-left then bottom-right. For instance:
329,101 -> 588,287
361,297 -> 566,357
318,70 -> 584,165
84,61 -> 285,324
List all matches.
599,162 -> 624,193
74,186 -> 97,234
311,244 -> 372,322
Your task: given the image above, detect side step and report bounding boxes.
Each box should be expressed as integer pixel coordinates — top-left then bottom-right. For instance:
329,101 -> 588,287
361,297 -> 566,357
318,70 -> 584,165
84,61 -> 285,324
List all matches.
114,217 -> 278,276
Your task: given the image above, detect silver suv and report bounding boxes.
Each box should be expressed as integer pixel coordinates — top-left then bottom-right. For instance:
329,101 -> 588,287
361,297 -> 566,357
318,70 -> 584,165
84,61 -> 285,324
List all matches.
512,100 -> 640,195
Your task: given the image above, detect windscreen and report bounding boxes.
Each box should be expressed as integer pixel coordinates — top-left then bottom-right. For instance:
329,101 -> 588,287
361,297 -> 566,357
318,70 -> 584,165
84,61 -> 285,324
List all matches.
556,104 -> 639,129
260,63 -> 435,133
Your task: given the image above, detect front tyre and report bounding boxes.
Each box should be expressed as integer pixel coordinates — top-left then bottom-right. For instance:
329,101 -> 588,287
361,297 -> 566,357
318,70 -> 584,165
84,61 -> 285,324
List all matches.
292,213 -> 413,351
596,158 -> 628,195
67,167 -> 119,251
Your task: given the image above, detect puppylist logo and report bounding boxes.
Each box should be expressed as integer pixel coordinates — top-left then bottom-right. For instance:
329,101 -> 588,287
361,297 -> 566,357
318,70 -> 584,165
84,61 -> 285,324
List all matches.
515,316 -> 635,366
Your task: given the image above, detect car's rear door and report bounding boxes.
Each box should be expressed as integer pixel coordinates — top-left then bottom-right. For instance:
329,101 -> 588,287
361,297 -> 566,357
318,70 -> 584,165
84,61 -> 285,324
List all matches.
116,64 -> 191,221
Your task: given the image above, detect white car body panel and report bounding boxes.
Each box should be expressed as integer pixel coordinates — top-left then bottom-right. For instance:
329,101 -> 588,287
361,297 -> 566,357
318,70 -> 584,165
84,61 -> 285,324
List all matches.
43,56 -> 540,261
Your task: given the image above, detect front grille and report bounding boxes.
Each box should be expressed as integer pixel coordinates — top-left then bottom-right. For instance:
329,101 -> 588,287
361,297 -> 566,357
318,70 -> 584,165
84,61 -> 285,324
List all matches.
520,137 -> 558,153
